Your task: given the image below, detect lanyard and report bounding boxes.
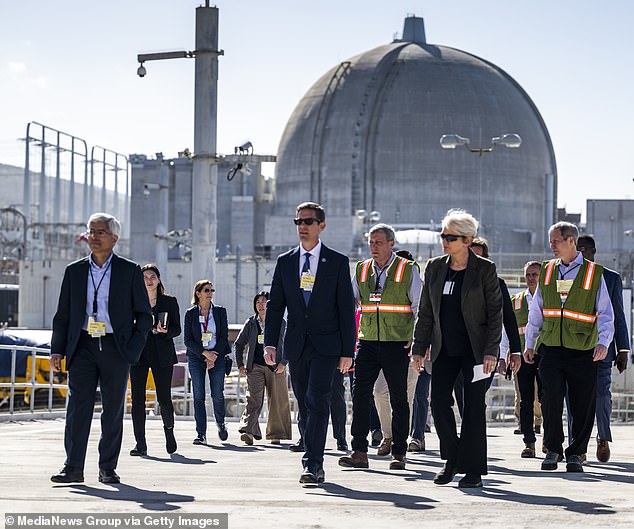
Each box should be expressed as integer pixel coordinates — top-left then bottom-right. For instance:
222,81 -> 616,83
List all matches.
373,259 -> 393,291
201,308 -> 211,333
89,259 -> 112,316
558,263 -> 580,280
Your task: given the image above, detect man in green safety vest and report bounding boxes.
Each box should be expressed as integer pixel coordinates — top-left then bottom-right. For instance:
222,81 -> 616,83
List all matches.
339,223 -> 422,471
524,222 -> 614,473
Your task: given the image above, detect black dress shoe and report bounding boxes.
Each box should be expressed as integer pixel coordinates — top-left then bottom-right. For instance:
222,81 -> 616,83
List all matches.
289,439 -> 305,452
433,462 -> 457,485
129,445 -> 147,456
299,467 -> 325,484
337,440 -> 349,452
98,469 -> 120,484
217,424 -> 228,441
164,427 -> 177,454
51,465 -> 84,484
458,473 -> 483,488
370,429 -> 383,447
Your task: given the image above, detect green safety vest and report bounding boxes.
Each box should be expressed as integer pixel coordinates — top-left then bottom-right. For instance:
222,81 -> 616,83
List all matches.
512,290 -> 529,351
538,258 -> 603,350
356,256 -> 415,342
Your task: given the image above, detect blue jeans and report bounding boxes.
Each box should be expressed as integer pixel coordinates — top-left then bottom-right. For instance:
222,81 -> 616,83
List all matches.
188,354 -> 226,436
411,369 -> 431,439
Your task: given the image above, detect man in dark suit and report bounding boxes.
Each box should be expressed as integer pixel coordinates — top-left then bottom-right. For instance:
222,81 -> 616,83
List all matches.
264,202 -> 355,485
577,235 -> 630,462
50,213 -> 152,484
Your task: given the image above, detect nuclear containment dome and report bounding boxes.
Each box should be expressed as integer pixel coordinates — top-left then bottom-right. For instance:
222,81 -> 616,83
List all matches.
268,16 -> 557,258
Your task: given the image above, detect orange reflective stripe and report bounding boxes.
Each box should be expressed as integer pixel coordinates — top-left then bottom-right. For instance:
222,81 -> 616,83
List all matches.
518,326 -> 526,336
513,296 -> 523,310
359,260 -> 372,283
544,260 -> 556,285
360,304 -> 413,313
583,261 -> 596,290
542,308 -> 597,323
393,259 -> 407,283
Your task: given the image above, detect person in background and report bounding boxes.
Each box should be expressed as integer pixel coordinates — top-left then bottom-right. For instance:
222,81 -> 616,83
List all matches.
575,235 -> 629,463
184,280 -> 231,445
129,264 -> 181,456
236,291 -> 292,445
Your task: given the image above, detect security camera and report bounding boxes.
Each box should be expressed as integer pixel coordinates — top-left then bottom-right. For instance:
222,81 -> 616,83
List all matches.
137,64 -> 147,78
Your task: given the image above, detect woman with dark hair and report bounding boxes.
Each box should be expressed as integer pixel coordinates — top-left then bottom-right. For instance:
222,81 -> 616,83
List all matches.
129,264 -> 181,456
184,279 -> 231,445
236,291 -> 291,445
412,210 -> 503,488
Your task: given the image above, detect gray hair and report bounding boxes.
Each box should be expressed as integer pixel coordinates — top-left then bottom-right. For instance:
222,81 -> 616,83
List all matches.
442,209 -> 478,238
368,223 -> 395,241
523,260 -> 541,274
88,212 -> 121,237
549,221 -> 578,243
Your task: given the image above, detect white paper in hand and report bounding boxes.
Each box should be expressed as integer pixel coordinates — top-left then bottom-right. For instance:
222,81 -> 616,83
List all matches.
472,363 -> 489,383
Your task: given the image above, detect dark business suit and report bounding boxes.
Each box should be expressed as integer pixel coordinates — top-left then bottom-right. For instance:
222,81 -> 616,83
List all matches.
130,294 -> 181,447
413,250 -> 502,475
594,268 -> 630,441
51,253 -> 152,472
265,243 -> 355,474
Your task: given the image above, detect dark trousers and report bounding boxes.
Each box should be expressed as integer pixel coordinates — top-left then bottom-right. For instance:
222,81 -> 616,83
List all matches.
516,355 -> 542,444
64,332 -> 130,471
288,340 -> 339,472
431,352 -> 488,475
539,344 -> 597,458
351,340 -> 410,455
330,369 -> 347,443
130,362 -> 175,449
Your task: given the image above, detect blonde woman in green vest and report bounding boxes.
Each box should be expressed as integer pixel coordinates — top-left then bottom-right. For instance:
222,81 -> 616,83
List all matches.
524,222 -> 614,473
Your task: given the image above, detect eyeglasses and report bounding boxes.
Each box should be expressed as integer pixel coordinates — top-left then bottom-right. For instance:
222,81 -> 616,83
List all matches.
202,287 -> 215,293
87,229 -> 112,238
293,218 -> 321,226
440,233 -> 464,242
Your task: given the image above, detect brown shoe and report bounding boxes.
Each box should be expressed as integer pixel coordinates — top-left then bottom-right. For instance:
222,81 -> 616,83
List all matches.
389,454 -> 406,470
377,437 -> 392,456
580,453 -> 587,464
338,451 -> 369,469
596,439 -> 610,462
521,443 -> 535,458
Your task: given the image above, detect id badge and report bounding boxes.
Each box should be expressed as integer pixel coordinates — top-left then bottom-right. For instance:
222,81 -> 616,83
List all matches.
87,316 -> 106,338
202,332 -> 213,347
300,272 -> 315,292
258,334 -> 264,345
369,291 -> 382,303
443,281 -> 455,295
556,279 -> 573,294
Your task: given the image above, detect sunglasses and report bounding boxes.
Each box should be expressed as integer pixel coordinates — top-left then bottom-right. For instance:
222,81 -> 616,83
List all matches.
440,233 -> 465,242
201,287 -> 215,293
293,218 -> 321,226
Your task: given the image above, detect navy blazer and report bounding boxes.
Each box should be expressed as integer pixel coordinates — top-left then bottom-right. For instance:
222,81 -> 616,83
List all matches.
603,267 -> 631,362
51,253 -> 153,366
183,304 -> 231,359
264,243 -> 356,361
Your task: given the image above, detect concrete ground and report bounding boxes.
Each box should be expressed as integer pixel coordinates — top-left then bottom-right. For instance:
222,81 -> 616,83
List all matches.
1,417 -> 634,528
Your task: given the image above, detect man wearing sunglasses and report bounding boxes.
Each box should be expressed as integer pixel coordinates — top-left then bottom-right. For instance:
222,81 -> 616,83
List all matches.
264,202 -> 355,485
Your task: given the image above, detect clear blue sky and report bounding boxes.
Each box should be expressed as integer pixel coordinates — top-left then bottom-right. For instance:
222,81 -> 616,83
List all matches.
1,0 -> 632,217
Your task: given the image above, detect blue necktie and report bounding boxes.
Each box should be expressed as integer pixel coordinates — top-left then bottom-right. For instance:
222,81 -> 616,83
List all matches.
302,252 -> 312,305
